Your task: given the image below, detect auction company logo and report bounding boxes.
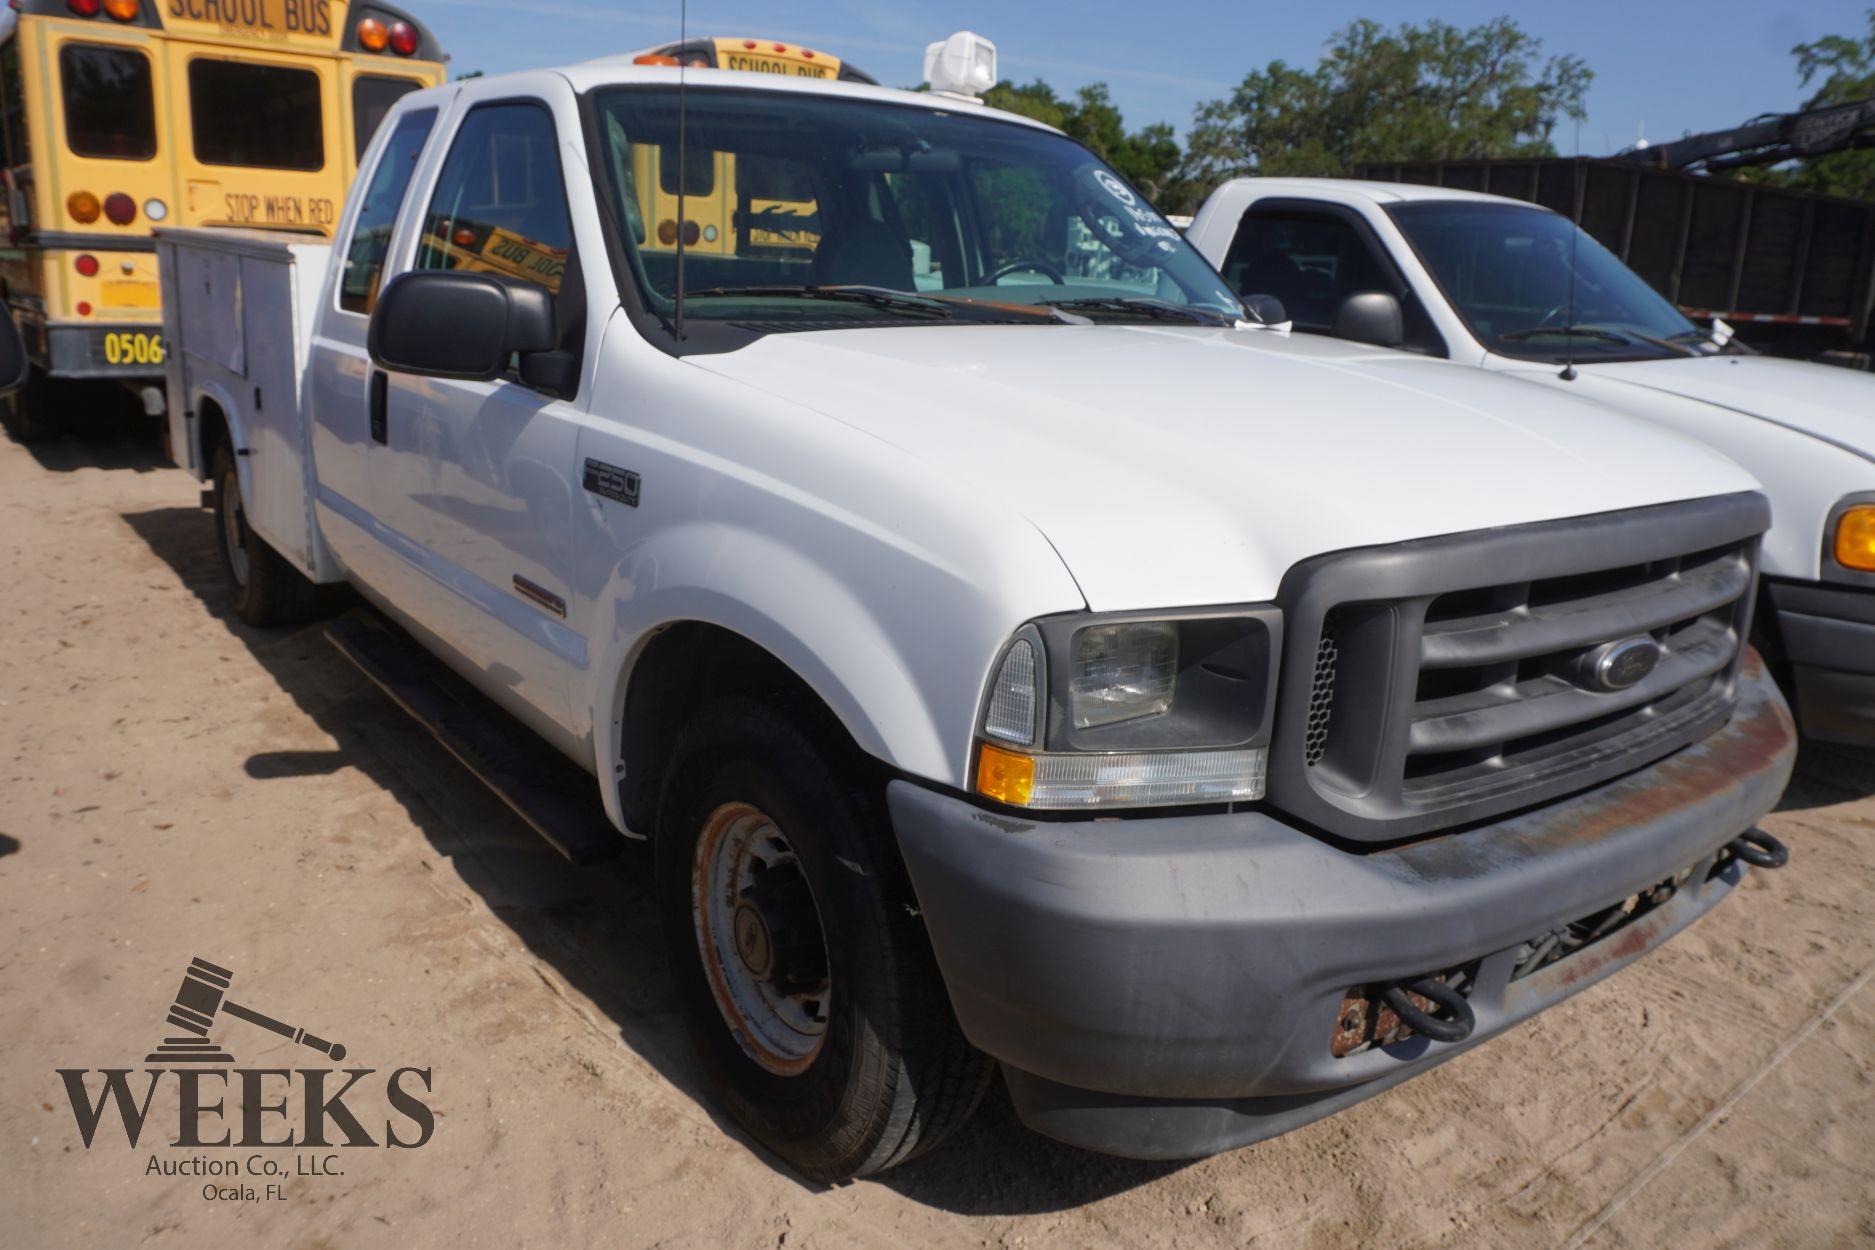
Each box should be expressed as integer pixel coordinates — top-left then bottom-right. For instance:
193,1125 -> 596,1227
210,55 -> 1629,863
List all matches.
55,956 -> 435,1204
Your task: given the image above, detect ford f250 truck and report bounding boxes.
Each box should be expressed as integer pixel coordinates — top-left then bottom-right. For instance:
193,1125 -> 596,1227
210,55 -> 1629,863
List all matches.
1187,178 -> 1875,747
156,43 -> 1796,1180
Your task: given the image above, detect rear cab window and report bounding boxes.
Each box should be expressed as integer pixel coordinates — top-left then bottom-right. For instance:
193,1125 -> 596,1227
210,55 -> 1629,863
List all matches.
338,107 -> 438,314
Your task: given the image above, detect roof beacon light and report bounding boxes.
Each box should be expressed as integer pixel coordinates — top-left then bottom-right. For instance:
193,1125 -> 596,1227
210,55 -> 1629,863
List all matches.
922,31 -> 995,101
388,21 -> 419,56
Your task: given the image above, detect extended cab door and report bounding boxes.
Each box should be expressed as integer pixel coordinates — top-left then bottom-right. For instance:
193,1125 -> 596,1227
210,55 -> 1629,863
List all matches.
363,95 -> 591,744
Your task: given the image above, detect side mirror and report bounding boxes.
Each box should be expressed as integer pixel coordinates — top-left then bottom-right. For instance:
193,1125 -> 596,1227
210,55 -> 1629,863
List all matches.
368,271 -> 556,382
1333,290 -> 1404,348
0,311 -> 28,395
1240,293 -> 1288,326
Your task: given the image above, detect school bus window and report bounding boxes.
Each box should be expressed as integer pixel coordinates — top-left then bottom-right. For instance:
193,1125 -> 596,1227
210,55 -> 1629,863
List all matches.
658,142 -> 712,196
0,40 -> 27,166
352,75 -> 423,161
61,45 -> 157,161
340,107 -> 436,314
736,154 -> 813,202
189,59 -> 325,171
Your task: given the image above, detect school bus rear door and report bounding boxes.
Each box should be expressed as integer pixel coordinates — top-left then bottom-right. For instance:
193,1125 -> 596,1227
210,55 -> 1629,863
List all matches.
164,39 -> 344,234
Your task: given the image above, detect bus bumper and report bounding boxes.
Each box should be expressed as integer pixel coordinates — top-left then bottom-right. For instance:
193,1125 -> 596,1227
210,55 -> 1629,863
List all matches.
40,323 -> 168,382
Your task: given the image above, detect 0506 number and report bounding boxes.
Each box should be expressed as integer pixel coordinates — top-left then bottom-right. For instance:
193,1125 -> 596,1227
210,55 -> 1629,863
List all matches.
102,331 -> 165,366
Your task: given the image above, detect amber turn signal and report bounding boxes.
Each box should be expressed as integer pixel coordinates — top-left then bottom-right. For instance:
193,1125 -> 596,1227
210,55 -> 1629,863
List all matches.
1836,506 -> 1875,573
67,190 -> 102,223
974,742 -> 1035,807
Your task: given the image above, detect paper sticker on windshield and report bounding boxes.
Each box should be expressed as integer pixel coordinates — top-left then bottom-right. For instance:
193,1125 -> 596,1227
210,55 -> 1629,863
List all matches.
1095,170 -> 1137,207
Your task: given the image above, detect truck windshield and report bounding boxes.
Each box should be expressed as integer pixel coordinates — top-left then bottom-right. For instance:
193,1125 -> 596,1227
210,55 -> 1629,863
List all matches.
1388,202 -> 1704,362
590,86 -> 1243,327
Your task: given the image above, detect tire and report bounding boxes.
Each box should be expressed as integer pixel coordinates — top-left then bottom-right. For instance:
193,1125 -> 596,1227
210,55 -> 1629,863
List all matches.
655,697 -> 991,1181
210,443 -> 317,627
2,366 -> 66,443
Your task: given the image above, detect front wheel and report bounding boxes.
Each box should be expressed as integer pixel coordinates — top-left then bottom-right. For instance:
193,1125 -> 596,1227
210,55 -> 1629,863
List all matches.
656,698 -> 991,1181
211,443 -> 316,627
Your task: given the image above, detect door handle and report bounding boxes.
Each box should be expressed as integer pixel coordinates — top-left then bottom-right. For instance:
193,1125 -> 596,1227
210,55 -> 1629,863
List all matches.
369,370 -> 388,444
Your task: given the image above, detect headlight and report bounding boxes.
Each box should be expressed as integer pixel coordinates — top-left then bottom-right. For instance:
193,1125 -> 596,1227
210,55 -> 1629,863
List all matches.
1071,622 -> 1176,727
972,607 -> 1281,810
1835,504 -> 1875,573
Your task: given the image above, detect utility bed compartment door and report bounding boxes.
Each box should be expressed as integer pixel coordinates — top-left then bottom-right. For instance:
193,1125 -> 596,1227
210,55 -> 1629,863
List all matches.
158,228 -> 334,580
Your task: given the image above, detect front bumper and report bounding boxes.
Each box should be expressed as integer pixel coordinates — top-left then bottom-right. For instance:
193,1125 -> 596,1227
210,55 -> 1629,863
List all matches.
1764,578 -> 1875,745
888,653 -> 1795,1159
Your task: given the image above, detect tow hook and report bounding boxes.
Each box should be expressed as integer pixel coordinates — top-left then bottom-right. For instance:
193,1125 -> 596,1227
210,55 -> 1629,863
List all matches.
1381,976 -> 1476,1043
1728,827 -> 1789,869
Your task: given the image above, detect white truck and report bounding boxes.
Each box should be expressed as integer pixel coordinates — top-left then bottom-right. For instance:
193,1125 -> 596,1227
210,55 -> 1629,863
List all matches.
1187,178 -> 1875,746
156,44 -> 1796,1179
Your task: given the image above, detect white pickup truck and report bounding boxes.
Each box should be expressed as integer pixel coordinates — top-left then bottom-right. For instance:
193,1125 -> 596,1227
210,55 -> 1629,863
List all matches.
1187,178 -> 1875,745
156,46 -> 1795,1179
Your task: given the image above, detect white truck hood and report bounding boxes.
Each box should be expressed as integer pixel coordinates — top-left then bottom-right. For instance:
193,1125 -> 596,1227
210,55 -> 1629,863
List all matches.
1586,354 -> 1875,464
690,324 -> 1761,611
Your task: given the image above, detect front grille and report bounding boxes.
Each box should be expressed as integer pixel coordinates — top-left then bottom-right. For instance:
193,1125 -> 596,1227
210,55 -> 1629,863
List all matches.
1270,493 -> 1768,842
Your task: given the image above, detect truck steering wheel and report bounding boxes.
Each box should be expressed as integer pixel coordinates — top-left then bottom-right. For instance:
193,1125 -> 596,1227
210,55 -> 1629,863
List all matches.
988,258 -> 1066,285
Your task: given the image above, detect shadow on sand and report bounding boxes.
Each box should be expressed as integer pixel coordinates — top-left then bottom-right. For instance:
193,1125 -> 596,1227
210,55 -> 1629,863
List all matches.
118,501 -> 1184,1214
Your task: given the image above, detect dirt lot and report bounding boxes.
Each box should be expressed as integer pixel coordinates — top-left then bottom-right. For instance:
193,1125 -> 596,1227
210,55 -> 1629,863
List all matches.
2,408 -> 1873,1250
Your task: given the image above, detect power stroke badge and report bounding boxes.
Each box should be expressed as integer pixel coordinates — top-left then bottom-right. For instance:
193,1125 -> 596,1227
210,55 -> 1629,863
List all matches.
55,956 -> 435,1204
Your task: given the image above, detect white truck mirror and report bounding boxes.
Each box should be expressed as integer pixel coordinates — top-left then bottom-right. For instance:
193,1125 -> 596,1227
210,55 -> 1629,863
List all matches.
923,31 -> 996,100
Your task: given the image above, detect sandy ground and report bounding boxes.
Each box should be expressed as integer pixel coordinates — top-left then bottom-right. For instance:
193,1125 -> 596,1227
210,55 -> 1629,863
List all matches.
1,406 -> 1873,1250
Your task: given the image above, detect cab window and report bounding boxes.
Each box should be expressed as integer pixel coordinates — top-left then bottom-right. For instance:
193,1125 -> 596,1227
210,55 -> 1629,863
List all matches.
189,59 -> 324,171
339,108 -> 436,315
352,75 -> 423,161
415,103 -> 573,296
62,44 -> 156,160
1221,209 -> 1398,330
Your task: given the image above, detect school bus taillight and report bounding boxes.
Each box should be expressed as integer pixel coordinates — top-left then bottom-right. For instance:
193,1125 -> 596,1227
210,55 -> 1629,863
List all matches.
75,254 -> 99,277
67,191 -> 101,224
103,193 -> 137,226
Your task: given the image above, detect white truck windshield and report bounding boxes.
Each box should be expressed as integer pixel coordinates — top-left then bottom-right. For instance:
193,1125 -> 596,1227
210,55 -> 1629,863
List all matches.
591,87 -> 1244,327
1388,201 -> 1707,362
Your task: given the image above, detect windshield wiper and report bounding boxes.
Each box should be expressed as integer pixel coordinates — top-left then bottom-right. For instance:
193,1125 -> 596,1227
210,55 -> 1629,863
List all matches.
684,284 -> 956,319
1038,296 -> 1235,326
1497,324 -> 1633,345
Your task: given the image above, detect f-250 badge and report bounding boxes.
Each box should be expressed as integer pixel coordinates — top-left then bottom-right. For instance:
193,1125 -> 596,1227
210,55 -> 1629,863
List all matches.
583,459 -> 641,507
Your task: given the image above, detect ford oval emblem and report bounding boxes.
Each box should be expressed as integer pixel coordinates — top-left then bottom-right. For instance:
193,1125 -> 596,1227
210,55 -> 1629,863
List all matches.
1588,637 -> 1663,692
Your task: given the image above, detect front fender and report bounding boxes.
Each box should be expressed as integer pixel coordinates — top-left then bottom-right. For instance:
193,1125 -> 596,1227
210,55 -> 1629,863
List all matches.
580,516 -> 1078,835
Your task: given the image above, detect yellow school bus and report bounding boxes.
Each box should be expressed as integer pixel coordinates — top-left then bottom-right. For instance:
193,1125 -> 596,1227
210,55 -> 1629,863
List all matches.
0,0 -> 444,438
622,38 -> 875,259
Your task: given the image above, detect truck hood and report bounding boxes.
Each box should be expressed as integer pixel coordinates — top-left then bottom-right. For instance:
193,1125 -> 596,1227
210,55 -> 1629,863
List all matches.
1586,354 -> 1875,464
690,324 -> 1760,610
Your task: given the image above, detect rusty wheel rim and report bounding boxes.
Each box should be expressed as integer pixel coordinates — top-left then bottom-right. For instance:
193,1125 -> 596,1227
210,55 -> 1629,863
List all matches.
692,801 -> 830,1076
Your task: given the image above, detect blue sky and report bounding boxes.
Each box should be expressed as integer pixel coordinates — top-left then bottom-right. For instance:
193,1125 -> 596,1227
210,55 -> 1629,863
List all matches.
423,1 -> 1870,158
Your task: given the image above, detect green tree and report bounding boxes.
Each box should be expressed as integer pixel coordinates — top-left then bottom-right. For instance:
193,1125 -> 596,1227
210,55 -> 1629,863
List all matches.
981,79 -> 1185,204
1179,17 -> 1590,202
1780,9 -> 1875,199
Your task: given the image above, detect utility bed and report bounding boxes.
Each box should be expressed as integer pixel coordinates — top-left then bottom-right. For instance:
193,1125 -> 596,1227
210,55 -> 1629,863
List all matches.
155,227 -> 341,583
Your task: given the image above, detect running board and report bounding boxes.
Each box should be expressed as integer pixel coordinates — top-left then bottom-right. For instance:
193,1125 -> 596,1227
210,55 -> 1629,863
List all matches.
324,610 -> 623,866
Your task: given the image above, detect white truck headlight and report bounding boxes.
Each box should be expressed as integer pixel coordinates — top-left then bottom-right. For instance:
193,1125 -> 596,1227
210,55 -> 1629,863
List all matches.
973,608 -> 1281,810
1071,622 -> 1176,727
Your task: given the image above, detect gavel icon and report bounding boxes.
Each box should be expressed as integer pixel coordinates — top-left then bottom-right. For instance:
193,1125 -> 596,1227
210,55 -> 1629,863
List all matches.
157,956 -> 346,1062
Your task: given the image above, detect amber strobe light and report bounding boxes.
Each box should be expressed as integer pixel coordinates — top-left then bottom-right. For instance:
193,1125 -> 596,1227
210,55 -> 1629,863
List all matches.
1837,506 -> 1875,573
